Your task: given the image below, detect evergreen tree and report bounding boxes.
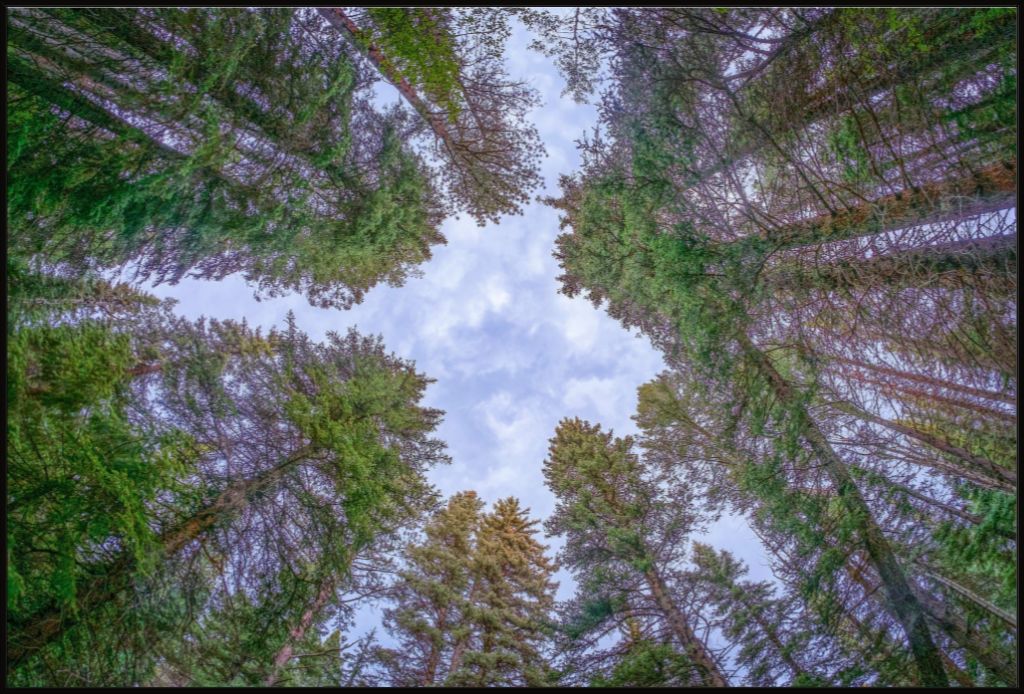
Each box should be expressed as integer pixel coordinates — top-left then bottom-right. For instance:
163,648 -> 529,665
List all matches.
6,269 -> 449,686
545,9 -> 1016,686
376,491 -> 484,686
543,418 -> 729,687
687,543 -> 828,687
449,497 -> 559,687
377,494 -> 559,687
7,7 -> 446,309
320,8 -> 545,226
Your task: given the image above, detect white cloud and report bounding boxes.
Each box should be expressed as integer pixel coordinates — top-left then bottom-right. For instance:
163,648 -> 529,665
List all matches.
137,14 -> 771,644
562,375 -> 630,425
553,294 -> 602,354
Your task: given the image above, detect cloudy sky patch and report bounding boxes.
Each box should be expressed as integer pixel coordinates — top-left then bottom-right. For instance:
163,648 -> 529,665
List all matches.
143,15 -> 773,616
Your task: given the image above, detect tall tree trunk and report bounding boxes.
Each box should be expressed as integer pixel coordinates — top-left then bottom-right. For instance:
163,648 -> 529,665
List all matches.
445,578 -> 481,681
767,232 -> 1018,294
828,354 -> 1016,405
916,562 -> 1017,629
264,578 -> 338,686
847,553 -> 1017,686
421,603 -> 448,686
839,369 -> 1017,424
915,590 -> 1018,686
643,565 -> 730,686
317,8 -> 458,158
6,445 -> 316,672
762,160 -> 1016,250
738,332 -> 949,686
835,401 -> 1015,492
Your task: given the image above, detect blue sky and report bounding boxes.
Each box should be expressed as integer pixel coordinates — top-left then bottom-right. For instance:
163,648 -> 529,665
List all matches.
137,14 -> 772,610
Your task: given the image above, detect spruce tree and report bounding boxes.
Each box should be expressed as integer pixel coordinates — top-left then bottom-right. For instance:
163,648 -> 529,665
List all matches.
543,418 -> 729,687
7,7 -> 446,309
377,494 -> 559,687
376,491 -> 484,686
6,270 -> 449,686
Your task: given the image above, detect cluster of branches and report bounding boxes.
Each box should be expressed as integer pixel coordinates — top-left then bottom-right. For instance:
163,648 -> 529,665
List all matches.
6,257 -> 450,686
544,7 -> 1016,687
7,7 -> 546,310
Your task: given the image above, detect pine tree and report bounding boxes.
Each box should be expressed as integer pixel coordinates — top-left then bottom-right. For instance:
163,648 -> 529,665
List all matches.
544,10 -> 1017,686
687,543 -> 828,687
6,270 -> 449,686
543,418 -> 729,687
7,7 -> 446,309
449,497 -> 559,687
377,494 -> 559,687
319,8 -> 545,226
376,491 -> 484,686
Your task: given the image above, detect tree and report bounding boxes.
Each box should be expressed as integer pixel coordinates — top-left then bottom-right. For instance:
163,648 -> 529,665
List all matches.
320,7 -> 545,226
543,418 -> 729,687
687,543 -> 828,686
375,490 -> 484,686
376,493 -> 559,687
7,7 -> 446,309
6,268 -> 449,686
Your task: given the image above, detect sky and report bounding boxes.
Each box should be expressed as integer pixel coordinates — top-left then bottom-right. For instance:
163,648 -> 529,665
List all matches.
137,12 -> 772,619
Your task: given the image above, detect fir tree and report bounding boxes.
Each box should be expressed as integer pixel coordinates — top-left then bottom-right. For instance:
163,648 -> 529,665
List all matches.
377,494 -> 559,687
6,270 -> 448,686
544,418 -> 729,687
7,7 -> 446,309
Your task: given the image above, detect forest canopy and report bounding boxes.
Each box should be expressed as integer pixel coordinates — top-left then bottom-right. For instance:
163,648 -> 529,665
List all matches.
5,6 -> 1017,688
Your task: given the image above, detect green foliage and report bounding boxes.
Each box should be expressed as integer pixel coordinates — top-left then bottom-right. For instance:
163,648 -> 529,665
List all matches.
826,115 -> 874,184
378,493 -> 558,687
6,320 -> 194,622
932,487 -> 1016,610
363,9 -> 463,123
590,640 -> 694,687
5,262 -> 448,685
7,8 -> 445,309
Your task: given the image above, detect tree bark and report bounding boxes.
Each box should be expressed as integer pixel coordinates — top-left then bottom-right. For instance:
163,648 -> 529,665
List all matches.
7,445 -> 316,673
761,160 -> 1016,250
738,332 -> 949,687
838,369 -> 1017,425
847,552 -> 1017,686
264,578 -> 338,686
767,232 -> 1018,294
317,8 -> 458,159
915,590 -> 1018,686
643,565 -> 730,686
421,603 -> 447,686
828,355 -> 1016,405
916,563 -> 1017,630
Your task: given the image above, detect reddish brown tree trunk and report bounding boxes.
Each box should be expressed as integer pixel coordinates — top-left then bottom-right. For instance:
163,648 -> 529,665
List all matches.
841,369 -> 1017,424
829,355 -> 1016,405
317,8 -> 457,159
265,578 -> 338,686
739,333 -> 949,687
644,566 -> 730,686
762,160 -> 1016,249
